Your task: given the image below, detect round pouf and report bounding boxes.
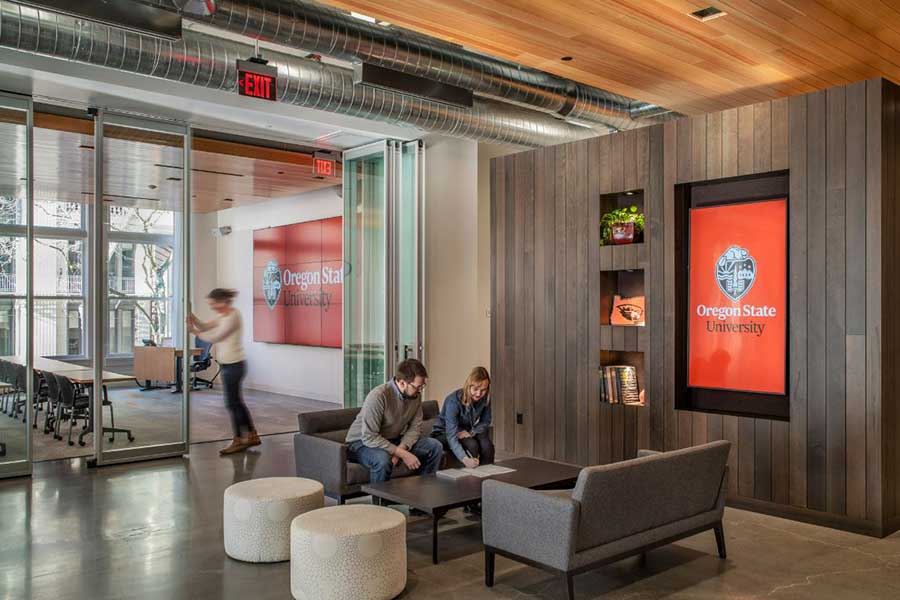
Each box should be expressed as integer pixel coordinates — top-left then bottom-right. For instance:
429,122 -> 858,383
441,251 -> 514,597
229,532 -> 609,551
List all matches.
224,477 -> 324,563
290,505 -> 407,600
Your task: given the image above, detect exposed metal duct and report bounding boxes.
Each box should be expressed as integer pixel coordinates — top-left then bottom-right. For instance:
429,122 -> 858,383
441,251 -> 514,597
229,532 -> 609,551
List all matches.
0,1 -> 597,146
153,0 -> 676,130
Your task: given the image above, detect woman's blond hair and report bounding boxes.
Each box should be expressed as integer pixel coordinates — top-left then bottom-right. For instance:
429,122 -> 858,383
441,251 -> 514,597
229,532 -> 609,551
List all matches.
461,366 -> 491,407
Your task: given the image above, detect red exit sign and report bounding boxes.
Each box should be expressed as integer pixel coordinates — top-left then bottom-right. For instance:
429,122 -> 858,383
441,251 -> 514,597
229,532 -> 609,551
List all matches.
237,59 -> 277,102
314,154 -> 336,178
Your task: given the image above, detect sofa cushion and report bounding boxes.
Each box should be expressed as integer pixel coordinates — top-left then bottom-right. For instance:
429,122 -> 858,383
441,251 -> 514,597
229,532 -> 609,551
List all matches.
346,461 -> 416,485
298,408 -> 360,435
572,440 -> 729,551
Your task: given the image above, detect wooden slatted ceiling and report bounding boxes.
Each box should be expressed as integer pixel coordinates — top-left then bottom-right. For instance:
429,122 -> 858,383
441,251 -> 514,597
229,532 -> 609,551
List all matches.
322,0 -> 900,115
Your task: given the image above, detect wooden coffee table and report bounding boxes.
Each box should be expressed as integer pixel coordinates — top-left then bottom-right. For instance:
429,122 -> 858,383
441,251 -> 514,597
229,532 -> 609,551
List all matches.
361,456 -> 581,564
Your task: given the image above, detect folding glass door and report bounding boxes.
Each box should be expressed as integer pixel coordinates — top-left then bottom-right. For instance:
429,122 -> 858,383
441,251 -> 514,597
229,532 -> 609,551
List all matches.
92,112 -> 190,466
342,140 -> 424,408
0,93 -> 32,478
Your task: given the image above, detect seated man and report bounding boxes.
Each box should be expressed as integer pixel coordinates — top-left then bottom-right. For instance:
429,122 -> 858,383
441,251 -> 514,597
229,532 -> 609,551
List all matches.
346,358 -> 443,483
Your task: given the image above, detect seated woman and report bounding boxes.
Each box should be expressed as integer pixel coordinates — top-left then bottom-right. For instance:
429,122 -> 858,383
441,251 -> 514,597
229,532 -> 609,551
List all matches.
432,366 -> 494,468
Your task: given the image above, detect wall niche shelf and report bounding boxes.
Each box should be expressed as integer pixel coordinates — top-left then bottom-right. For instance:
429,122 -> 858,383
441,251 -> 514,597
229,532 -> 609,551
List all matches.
599,350 -> 646,406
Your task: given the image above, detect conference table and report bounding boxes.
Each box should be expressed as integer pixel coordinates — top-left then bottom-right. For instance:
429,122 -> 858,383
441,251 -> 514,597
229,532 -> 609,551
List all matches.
1,355 -> 134,444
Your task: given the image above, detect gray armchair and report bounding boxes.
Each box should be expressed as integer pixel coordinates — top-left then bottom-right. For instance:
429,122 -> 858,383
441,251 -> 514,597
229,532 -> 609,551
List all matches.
294,400 -> 453,503
482,440 -> 731,599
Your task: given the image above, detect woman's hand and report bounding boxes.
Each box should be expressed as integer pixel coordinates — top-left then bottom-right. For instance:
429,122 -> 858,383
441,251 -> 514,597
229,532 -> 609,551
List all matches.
462,457 -> 479,469
456,431 -> 471,440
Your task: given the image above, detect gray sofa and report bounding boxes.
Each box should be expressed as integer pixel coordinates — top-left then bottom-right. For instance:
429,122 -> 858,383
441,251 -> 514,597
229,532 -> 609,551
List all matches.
482,440 -> 731,599
293,400 -> 461,503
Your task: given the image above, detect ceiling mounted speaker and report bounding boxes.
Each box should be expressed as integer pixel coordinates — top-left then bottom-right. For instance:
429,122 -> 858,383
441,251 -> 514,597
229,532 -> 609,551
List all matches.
211,226 -> 232,237
17,0 -> 183,39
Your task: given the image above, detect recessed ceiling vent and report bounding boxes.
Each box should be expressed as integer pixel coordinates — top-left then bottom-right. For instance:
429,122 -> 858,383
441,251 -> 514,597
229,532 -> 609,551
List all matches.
689,6 -> 726,22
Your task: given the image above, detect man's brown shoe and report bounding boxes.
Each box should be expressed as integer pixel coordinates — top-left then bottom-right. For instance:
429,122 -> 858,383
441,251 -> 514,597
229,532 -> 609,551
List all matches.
246,431 -> 262,448
219,437 -> 249,455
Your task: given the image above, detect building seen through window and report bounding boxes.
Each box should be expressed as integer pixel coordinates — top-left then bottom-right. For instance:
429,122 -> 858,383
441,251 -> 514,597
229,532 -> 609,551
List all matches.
0,196 -> 176,358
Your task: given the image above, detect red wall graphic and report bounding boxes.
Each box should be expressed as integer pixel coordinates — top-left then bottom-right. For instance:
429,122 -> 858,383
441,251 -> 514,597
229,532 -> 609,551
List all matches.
253,217 -> 342,348
687,199 -> 786,395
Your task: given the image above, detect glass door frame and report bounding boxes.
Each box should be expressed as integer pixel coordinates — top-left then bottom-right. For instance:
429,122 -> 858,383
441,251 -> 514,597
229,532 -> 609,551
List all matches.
343,140 -> 390,406
392,140 -> 425,366
0,91 -> 33,479
91,110 -> 191,467
342,139 -> 425,408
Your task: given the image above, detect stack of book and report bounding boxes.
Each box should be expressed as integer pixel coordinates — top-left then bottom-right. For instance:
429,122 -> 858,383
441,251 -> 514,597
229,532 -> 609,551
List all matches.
599,365 -> 642,405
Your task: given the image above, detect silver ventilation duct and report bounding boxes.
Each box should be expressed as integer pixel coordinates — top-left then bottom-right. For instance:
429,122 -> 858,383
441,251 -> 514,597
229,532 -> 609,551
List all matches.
153,0 -> 676,130
0,1 -> 597,146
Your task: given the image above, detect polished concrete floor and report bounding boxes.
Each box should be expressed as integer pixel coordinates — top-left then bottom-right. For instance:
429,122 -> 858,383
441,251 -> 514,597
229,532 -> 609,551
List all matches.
0,386 -> 338,462
2,433 -> 900,599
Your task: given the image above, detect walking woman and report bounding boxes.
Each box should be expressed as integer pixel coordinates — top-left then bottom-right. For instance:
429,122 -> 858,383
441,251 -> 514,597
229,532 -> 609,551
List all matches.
187,288 -> 260,455
431,366 -> 494,468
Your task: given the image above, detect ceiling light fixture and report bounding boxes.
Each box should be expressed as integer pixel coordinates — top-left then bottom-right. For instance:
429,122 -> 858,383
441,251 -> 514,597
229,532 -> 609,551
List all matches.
350,11 -> 376,24
689,6 -> 726,22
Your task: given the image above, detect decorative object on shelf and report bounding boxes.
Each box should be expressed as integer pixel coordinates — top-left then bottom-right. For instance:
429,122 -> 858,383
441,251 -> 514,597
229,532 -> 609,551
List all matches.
601,205 -> 644,245
610,294 -> 645,326
599,365 -> 641,404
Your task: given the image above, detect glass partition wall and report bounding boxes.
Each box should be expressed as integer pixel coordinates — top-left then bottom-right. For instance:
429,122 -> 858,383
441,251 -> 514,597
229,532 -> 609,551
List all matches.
94,112 -> 190,465
0,105 -> 191,477
343,140 -> 424,408
0,93 -> 33,477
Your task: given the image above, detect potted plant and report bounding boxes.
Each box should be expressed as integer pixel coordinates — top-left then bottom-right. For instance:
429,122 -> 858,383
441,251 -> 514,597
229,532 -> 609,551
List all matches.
601,205 -> 644,245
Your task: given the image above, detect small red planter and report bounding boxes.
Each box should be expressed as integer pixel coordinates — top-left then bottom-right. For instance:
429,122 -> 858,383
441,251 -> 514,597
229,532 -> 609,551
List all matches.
610,222 -> 635,245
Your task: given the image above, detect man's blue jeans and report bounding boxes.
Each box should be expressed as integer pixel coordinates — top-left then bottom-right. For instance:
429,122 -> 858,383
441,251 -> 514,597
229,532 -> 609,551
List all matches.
348,437 -> 444,483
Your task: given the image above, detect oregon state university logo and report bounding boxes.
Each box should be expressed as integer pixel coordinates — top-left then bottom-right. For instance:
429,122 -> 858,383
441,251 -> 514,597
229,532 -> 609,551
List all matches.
715,245 -> 756,302
262,260 -> 282,309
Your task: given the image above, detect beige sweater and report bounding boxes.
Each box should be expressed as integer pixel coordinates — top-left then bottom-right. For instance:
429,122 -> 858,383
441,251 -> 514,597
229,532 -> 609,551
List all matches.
197,309 -> 245,365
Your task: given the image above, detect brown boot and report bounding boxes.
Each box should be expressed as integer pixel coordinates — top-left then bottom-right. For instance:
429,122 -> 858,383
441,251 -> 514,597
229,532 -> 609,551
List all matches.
246,431 -> 262,448
219,436 -> 249,455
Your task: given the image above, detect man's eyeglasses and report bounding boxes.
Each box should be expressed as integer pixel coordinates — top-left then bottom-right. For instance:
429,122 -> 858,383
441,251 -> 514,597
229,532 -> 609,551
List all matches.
405,380 -> 427,392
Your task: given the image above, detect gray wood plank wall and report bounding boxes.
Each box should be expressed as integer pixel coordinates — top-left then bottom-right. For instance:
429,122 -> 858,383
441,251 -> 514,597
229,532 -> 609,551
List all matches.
490,78 -> 900,536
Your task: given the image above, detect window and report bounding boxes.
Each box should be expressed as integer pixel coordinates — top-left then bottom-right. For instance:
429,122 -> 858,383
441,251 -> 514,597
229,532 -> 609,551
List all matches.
0,188 -> 88,357
106,207 -> 177,353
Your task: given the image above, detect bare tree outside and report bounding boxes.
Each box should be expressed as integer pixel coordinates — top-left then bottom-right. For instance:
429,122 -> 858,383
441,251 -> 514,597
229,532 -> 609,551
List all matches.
108,206 -> 174,345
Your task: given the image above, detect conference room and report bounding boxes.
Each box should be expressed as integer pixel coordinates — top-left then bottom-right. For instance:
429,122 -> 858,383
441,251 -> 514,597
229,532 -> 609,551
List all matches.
0,101 -> 369,465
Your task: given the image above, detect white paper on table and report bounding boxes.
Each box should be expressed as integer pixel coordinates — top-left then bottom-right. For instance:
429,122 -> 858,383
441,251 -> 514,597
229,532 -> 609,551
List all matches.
461,464 -> 517,478
436,468 -> 471,480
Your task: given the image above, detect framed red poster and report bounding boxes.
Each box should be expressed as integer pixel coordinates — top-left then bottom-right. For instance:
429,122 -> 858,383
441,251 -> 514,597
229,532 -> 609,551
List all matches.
252,216 -> 342,348
687,198 -> 787,395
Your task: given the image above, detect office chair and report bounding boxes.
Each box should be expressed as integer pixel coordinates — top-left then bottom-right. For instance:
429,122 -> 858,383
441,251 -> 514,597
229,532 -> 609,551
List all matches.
0,361 -> 11,415
43,370 -> 60,435
31,370 -> 48,428
11,364 -> 26,421
53,374 -> 90,446
190,338 -> 220,389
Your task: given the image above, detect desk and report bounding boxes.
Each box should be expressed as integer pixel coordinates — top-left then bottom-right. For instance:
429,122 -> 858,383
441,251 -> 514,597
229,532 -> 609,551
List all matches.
133,346 -> 202,392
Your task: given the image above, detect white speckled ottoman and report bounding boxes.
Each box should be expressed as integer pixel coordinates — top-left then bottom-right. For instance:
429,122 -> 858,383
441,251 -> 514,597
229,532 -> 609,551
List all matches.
290,505 -> 407,600
223,477 -> 324,563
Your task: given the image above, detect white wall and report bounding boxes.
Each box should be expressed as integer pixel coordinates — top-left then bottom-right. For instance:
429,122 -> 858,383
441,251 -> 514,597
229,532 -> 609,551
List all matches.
421,137 -> 520,403
195,187 -> 344,404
